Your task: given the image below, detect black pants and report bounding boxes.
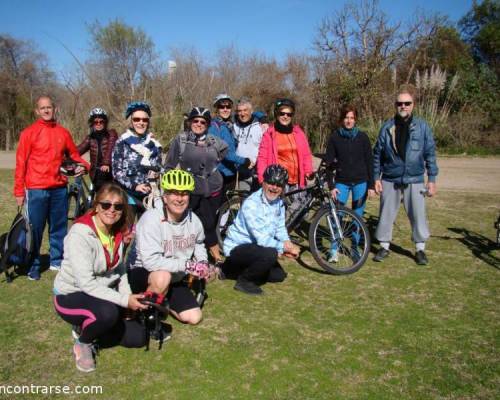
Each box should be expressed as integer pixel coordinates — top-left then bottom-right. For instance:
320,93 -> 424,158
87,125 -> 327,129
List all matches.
222,244 -> 286,283
54,292 -> 146,348
91,169 -> 113,193
189,193 -> 223,247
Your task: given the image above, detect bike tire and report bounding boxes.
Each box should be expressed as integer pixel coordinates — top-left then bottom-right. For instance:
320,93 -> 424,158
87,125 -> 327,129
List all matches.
216,196 -> 243,250
308,205 -> 370,275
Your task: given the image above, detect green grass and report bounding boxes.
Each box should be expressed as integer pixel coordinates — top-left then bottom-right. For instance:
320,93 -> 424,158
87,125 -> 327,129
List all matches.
0,169 -> 498,400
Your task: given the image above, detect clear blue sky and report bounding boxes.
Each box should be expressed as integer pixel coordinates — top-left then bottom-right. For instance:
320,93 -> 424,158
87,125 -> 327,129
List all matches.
2,0 -> 472,77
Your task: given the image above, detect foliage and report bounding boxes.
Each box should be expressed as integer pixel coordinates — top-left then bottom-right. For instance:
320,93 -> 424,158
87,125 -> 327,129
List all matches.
459,0 -> 500,76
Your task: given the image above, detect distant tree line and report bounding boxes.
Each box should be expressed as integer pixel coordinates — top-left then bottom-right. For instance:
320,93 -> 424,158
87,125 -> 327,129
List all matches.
1,0 -> 498,153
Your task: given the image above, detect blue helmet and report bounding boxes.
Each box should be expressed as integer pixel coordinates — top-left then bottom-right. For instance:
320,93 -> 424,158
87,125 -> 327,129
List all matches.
125,101 -> 151,119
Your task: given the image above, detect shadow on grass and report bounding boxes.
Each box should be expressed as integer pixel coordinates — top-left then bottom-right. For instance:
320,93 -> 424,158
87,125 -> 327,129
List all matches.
446,227 -> 500,270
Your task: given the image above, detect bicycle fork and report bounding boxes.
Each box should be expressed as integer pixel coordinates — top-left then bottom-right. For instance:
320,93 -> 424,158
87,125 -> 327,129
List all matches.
326,199 -> 344,242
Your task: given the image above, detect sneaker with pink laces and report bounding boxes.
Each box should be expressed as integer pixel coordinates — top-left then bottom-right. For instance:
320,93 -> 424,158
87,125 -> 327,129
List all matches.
73,342 -> 96,372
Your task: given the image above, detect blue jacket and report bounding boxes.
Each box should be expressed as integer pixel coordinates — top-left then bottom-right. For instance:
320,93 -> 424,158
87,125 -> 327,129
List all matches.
223,188 -> 290,256
373,116 -> 438,184
209,117 -> 247,177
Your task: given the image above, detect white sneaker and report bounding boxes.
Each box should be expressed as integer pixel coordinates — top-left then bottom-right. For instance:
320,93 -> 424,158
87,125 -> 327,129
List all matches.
328,250 -> 339,263
49,265 -> 60,271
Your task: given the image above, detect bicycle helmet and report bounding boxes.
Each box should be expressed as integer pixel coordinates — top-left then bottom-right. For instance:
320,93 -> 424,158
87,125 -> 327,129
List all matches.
213,93 -> 233,107
187,106 -> 211,125
161,169 -> 195,192
88,107 -> 108,125
125,101 -> 152,119
263,164 -> 289,187
274,98 -> 295,116
60,159 -> 79,176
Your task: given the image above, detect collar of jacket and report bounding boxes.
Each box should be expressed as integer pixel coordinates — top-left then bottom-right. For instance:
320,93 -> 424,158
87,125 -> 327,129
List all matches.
74,211 -> 124,270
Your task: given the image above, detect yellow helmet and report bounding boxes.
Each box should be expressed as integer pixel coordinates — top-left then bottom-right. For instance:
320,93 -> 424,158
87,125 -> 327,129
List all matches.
160,169 -> 195,192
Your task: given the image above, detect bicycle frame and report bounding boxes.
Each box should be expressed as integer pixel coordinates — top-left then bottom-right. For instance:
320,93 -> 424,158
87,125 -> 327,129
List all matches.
284,162 -> 343,240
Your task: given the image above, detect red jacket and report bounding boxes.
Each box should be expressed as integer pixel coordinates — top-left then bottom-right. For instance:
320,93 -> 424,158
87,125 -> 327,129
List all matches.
257,125 -> 313,188
14,119 -> 90,197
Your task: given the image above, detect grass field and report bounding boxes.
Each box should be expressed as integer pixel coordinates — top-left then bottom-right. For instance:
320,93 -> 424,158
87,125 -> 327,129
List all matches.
0,169 -> 498,400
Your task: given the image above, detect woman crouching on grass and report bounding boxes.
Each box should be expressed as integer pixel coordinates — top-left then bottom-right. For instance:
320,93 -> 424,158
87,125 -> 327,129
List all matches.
53,183 -> 148,372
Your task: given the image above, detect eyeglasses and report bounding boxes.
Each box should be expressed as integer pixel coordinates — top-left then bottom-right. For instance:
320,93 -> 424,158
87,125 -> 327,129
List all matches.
192,118 -> 207,126
132,117 -> 150,123
218,104 -> 232,110
93,119 -> 106,125
278,111 -> 294,117
396,101 -> 413,107
98,202 -> 125,211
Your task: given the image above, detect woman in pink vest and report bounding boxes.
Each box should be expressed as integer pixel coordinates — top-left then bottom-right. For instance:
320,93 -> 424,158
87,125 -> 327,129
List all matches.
256,98 -> 313,219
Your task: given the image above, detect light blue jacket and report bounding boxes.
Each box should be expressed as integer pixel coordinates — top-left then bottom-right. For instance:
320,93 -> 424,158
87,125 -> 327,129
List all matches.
223,188 -> 290,256
373,116 -> 438,184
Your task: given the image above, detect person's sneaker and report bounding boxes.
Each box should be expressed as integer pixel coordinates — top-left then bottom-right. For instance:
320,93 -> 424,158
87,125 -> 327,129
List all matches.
328,249 -> 339,263
234,278 -> 263,295
373,248 -> 390,262
415,250 -> 428,265
73,342 -> 96,373
49,265 -> 61,271
71,325 -> 81,341
27,270 -> 41,281
351,246 -> 361,262
151,323 -> 172,343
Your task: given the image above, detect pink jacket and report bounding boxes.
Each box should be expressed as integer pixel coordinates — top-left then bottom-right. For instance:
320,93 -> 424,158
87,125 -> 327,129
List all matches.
257,125 -> 313,188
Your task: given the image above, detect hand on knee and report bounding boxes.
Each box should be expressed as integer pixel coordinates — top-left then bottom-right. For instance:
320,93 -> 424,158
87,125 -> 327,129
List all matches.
147,271 -> 171,295
178,308 -> 202,325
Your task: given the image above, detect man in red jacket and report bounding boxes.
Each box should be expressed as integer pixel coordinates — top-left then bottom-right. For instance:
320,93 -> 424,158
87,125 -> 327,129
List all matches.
14,96 -> 89,280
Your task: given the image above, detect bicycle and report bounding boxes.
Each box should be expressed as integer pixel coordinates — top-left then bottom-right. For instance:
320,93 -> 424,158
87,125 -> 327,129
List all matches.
67,176 -> 94,221
216,156 -> 371,275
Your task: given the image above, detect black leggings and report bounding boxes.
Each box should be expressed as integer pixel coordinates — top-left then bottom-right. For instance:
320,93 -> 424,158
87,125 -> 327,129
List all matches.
54,292 -> 146,348
189,193 -> 223,247
222,244 -> 286,283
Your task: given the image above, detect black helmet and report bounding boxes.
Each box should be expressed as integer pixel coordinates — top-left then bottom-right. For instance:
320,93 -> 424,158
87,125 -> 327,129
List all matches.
274,98 -> 295,117
188,106 -> 211,125
263,164 -> 289,187
59,158 -> 79,176
88,107 -> 108,126
125,101 -> 152,119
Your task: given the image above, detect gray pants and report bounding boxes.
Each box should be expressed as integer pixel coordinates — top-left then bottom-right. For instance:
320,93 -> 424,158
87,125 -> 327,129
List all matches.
375,181 -> 430,243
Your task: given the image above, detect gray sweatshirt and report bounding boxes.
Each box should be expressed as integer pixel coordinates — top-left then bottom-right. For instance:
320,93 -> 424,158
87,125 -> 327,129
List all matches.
131,205 -> 207,282
53,223 -> 131,308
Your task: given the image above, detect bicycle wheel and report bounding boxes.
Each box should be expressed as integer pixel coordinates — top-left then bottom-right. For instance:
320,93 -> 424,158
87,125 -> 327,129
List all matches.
216,196 -> 243,250
308,205 -> 370,274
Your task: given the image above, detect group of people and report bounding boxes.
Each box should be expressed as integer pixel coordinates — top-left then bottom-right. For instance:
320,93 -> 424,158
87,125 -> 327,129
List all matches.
13,84 -> 438,372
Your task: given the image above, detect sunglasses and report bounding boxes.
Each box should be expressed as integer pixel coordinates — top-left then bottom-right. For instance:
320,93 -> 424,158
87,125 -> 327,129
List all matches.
132,117 -> 150,123
93,119 -> 106,125
396,101 -> 413,107
192,118 -> 207,126
98,202 -> 125,211
218,104 -> 232,110
278,111 -> 294,117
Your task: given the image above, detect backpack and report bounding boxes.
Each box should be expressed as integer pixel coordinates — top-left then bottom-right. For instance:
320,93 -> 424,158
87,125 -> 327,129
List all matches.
0,208 -> 35,282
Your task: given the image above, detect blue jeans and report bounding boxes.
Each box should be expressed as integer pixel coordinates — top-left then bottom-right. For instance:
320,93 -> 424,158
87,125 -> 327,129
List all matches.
26,187 -> 68,273
330,182 -> 367,256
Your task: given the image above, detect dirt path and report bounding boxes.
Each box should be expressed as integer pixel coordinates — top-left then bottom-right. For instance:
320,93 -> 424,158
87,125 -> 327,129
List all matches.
1,151 -> 499,194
